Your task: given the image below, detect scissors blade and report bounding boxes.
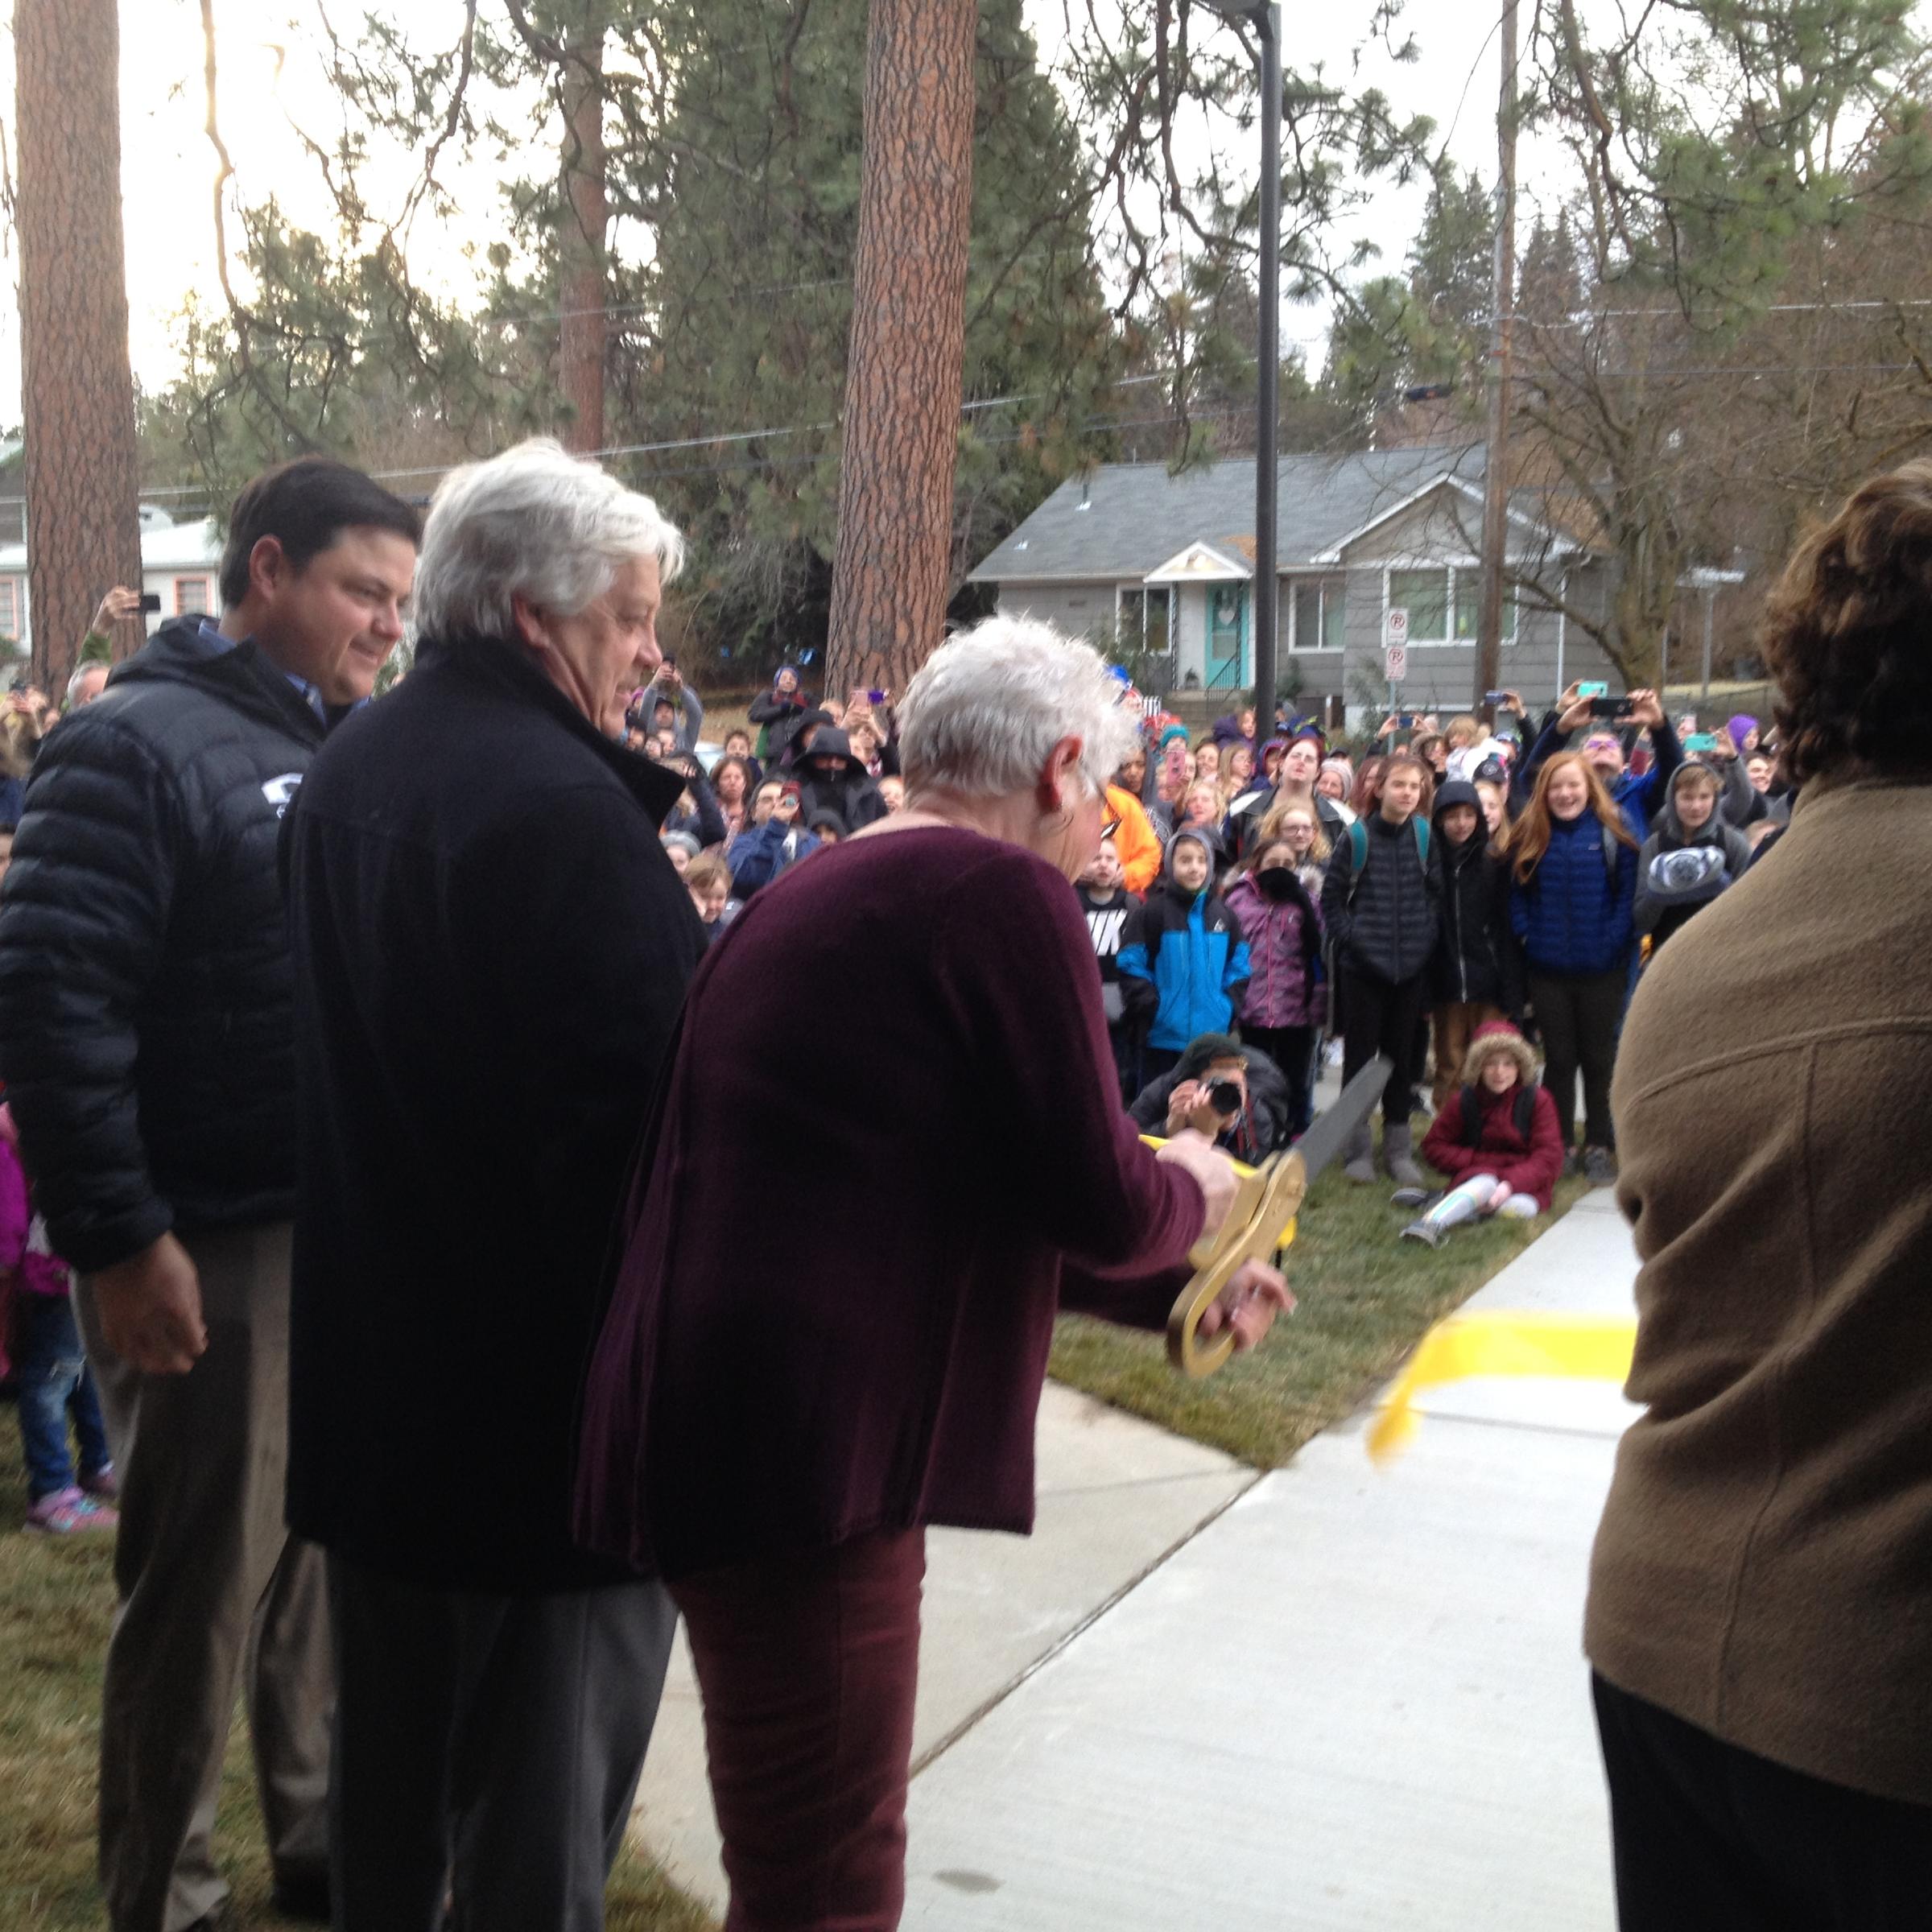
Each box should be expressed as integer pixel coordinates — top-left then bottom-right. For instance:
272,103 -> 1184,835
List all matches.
1290,1051 -> 1393,1183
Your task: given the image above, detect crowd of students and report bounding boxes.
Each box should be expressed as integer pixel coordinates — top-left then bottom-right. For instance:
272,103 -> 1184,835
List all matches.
1047,683 -> 1789,1249
636,671 -> 1788,1227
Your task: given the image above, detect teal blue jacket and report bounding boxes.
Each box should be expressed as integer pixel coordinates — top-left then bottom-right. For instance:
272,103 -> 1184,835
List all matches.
1117,876 -> 1252,1053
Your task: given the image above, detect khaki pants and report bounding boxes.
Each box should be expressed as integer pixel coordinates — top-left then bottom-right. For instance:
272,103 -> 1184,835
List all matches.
78,1222 -> 332,1932
1431,1001 -> 1507,1114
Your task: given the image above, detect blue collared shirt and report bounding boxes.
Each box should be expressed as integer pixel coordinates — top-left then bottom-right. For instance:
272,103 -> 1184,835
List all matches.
193,617 -> 330,723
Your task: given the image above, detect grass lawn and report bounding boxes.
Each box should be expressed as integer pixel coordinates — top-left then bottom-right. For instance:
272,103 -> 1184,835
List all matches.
0,1420 -> 715,1932
1051,1162 -> 1593,1468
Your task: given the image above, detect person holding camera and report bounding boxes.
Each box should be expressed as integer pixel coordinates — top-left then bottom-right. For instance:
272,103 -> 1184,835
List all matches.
634,658 -> 703,754
727,778 -> 821,896
1129,1034 -> 1296,1165
1517,683 -> 1681,828
749,664 -> 812,764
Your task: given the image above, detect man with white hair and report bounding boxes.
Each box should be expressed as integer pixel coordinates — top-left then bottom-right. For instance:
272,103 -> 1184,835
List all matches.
64,659 -> 109,710
283,438 -> 706,1929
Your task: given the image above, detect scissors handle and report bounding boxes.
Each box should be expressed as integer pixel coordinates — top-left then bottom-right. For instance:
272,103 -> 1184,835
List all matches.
1166,1150 -> 1308,1377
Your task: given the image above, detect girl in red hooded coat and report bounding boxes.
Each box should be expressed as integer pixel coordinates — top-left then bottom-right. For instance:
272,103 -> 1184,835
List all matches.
1402,1021 -> 1563,1247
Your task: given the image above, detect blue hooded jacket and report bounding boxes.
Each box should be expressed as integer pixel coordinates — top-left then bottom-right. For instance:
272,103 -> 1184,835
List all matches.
1117,830 -> 1252,1051
1509,804 -> 1641,976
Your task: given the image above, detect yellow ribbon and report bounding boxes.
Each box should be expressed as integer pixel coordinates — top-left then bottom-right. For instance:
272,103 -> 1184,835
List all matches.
1366,1311 -> 1637,1463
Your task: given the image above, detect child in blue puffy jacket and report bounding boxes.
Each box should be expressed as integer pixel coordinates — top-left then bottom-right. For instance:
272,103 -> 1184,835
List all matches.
1117,829 -> 1250,1083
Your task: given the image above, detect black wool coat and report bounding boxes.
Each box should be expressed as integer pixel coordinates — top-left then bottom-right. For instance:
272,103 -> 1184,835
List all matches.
284,635 -> 706,1591
1430,835 -> 1521,1012
0,617 -> 326,1269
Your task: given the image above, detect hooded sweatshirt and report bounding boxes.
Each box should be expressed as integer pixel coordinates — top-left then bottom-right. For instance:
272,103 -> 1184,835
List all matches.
1428,779 -> 1518,1009
1117,830 -> 1252,1051
1635,762 -> 1754,953
791,728 -> 887,834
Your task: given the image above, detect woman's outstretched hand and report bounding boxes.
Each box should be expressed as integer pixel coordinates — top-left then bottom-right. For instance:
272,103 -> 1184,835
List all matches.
1155,1128 -> 1239,1234
1195,1258 -> 1294,1352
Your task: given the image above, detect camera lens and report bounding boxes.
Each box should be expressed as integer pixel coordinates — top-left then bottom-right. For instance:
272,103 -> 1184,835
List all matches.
1208,1080 -> 1243,1114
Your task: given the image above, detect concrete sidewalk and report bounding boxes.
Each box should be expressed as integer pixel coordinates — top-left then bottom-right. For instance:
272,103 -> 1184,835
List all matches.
898,1187 -> 1640,1930
629,1383 -> 1257,1910
629,1188 -> 1642,1928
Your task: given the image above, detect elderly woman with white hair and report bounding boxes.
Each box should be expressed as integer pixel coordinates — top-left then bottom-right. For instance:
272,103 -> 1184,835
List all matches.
283,438 -> 707,1930
576,614 -> 1290,1931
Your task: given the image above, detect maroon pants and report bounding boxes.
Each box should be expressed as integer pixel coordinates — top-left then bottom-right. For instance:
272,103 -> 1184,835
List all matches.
671,1529 -> 927,1932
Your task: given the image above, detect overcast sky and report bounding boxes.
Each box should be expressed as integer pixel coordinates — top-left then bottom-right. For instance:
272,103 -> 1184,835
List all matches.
0,0 -> 1531,430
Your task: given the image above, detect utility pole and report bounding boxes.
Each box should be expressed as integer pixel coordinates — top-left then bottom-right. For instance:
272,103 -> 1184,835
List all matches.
1200,3 -> 1280,728
1253,6 -> 1281,731
1475,0 -> 1519,708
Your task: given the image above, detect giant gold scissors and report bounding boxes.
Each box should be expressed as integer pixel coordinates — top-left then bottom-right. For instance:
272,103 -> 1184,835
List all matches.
1162,1053 -> 1393,1377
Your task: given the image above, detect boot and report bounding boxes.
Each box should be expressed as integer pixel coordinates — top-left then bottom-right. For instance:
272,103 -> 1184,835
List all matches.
1342,1119 -> 1375,1185
1383,1121 -> 1425,1189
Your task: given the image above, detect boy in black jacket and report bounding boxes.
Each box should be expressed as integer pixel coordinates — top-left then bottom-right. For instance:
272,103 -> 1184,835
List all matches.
1427,778 -> 1522,1113
1321,752 -> 1440,1186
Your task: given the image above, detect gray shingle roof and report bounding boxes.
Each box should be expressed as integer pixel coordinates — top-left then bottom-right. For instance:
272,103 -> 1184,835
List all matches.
969,443 -> 1488,583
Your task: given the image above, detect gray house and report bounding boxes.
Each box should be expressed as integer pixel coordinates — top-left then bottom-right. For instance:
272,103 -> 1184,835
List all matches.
968,443 -> 1620,724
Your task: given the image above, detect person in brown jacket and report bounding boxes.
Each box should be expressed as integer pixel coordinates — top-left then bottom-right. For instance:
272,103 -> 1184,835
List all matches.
1587,460 -> 1932,1929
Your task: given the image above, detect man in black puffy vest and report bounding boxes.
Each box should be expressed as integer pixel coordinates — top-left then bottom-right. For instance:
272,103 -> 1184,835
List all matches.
0,458 -> 419,1932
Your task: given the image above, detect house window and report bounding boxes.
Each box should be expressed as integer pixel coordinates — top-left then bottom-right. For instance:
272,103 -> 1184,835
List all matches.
0,578 -> 19,640
174,576 -> 212,615
1290,576 -> 1346,652
1113,585 -> 1171,661
1387,566 -> 1514,646
1451,567 -> 1517,642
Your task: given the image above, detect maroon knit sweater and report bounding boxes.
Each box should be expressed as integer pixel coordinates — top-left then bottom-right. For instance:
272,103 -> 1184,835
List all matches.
575,825 -> 1207,1580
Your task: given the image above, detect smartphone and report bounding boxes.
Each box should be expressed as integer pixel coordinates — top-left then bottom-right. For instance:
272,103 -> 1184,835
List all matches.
1395,712 -> 1418,729
137,592 -> 162,615
1683,732 -> 1718,753
1587,696 -> 1637,721
1484,689 -> 1511,707
868,688 -> 886,705
1577,680 -> 1608,700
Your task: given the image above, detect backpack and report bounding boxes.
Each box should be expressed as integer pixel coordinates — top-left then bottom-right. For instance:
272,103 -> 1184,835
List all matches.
1345,815 -> 1430,904
1459,1083 -> 1538,1146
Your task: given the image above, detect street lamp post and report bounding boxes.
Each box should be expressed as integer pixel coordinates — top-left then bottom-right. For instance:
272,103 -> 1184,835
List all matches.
1202,2 -> 1282,730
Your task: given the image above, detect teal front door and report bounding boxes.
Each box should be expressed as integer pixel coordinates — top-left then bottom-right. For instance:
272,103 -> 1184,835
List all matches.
1208,585 -> 1246,689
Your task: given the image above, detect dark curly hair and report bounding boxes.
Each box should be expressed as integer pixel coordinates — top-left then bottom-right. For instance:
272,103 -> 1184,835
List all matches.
1761,460 -> 1932,788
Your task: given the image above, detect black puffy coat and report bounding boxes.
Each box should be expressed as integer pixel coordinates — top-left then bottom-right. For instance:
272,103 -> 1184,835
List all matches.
1319,811 -> 1440,987
285,634 -> 706,1591
0,617 -> 326,1270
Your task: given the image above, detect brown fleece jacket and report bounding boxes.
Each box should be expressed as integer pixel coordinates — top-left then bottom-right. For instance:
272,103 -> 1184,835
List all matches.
1587,774 -> 1932,1804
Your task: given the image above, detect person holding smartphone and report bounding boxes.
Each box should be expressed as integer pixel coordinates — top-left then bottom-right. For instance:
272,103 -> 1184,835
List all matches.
1516,683 -> 1681,828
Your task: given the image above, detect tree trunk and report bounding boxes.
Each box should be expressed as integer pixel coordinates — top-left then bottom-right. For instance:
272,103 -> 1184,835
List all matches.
15,0 -> 143,692
824,0 -> 976,702
557,4 -> 609,455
